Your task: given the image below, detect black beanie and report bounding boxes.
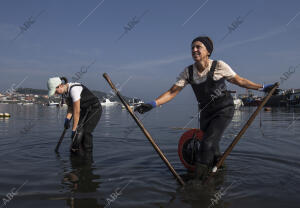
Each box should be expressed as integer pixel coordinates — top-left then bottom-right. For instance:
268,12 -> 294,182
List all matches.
191,36 -> 213,57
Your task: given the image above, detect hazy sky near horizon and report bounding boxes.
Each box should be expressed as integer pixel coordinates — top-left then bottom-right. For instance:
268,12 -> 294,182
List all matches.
0,0 -> 299,103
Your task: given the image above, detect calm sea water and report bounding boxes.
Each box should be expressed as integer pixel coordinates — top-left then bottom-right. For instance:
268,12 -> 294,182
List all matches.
0,103 -> 299,208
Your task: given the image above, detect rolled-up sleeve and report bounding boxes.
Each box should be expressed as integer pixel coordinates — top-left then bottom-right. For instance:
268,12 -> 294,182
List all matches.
216,60 -> 236,80
175,67 -> 189,88
70,86 -> 83,102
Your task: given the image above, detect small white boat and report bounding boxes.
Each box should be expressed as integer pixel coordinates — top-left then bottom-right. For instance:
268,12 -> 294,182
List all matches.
101,98 -> 118,106
48,101 -> 59,107
23,103 -> 34,105
131,98 -> 144,106
121,98 -> 144,109
234,98 -> 243,109
288,90 -> 300,107
121,105 -> 134,110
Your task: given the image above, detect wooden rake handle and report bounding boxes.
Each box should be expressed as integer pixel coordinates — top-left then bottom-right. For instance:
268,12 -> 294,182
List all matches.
103,73 -> 185,186
205,82 -> 280,183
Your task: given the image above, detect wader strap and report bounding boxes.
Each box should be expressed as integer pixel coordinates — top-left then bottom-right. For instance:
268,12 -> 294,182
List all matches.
207,60 -> 218,79
68,84 -> 83,96
187,61 -> 218,83
64,84 -> 83,107
188,64 -> 194,84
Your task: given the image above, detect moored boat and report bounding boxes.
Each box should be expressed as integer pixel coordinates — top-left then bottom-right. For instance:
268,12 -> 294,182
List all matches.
234,98 -> 244,109
23,102 -> 34,105
287,89 -> 300,107
101,98 -> 118,106
232,93 -> 244,109
48,101 -> 60,107
121,98 -> 144,109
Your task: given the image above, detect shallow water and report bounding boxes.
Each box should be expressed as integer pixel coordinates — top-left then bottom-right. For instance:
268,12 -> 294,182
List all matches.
0,103 -> 299,208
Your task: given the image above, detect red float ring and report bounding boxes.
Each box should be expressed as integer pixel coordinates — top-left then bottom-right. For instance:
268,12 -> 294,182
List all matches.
178,129 -> 204,171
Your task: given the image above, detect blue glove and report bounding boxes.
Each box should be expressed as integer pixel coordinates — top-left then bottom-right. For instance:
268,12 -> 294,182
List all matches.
134,101 -> 157,114
262,84 -> 274,92
64,118 -> 71,129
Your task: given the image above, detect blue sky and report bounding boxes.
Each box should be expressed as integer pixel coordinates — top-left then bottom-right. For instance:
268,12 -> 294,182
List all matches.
0,0 -> 299,103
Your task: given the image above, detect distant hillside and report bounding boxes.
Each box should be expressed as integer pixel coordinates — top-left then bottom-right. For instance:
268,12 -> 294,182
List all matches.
17,88 -> 48,95
91,90 -> 107,99
16,88 -> 133,102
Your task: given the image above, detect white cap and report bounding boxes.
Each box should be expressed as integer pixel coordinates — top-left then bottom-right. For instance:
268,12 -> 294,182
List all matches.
47,77 -> 62,97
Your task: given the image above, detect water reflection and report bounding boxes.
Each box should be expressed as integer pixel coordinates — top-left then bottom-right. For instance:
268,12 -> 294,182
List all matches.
0,117 -> 10,136
1,104 -> 299,207
231,109 -> 244,125
57,153 -> 102,207
165,172 -> 227,208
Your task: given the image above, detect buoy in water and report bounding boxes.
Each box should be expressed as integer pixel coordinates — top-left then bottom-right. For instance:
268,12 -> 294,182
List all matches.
0,113 -> 10,117
178,129 -> 204,171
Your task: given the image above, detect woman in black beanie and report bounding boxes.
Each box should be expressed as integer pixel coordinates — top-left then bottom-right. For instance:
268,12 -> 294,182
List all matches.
135,36 -> 273,179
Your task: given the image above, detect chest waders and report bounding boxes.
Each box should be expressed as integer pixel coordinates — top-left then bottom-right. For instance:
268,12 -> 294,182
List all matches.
65,84 -> 102,154
187,61 -> 234,169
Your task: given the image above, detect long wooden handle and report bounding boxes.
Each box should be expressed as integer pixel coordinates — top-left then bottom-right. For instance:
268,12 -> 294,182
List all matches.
205,83 -> 280,182
103,73 -> 185,186
55,128 -> 67,153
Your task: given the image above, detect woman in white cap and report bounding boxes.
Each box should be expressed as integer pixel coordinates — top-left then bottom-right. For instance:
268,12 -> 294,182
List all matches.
135,36 -> 274,180
47,77 -> 102,154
